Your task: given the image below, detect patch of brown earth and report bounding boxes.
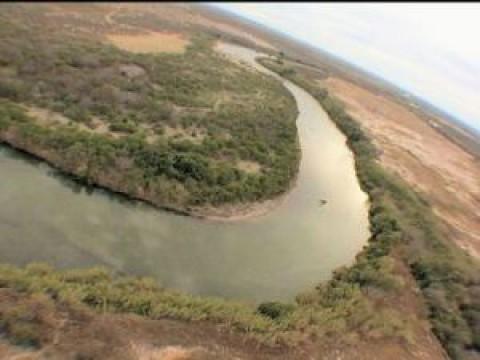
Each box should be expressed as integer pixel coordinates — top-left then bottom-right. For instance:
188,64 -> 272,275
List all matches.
0,341 -> 39,360
193,194 -> 287,222
237,160 -> 261,174
25,106 -> 71,127
106,31 -> 190,54
24,105 -> 126,139
0,287 -> 447,360
323,77 -> 480,258
164,125 -> 206,144
82,116 -> 113,136
128,343 -> 208,360
119,64 -> 147,79
0,288 -> 294,360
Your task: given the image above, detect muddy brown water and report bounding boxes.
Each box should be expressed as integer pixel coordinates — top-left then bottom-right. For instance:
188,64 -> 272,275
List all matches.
0,44 -> 369,303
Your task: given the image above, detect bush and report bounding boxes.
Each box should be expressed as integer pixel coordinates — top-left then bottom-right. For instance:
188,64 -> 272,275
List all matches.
0,79 -> 24,100
0,303 -> 42,348
0,19 -> 300,209
257,301 -> 295,319
109,120 -> 136,134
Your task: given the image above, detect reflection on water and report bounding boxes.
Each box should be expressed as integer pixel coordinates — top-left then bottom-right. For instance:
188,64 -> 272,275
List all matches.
0,44 -> 369,303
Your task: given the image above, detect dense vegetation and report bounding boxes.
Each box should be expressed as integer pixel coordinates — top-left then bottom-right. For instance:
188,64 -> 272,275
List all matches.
0,253 -> 411,349
0,10 -> 299,212
260,57 -> 480,360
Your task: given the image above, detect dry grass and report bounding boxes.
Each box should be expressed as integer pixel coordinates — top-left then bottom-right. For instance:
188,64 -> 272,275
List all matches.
0,66 -> 17,77
25,106 -> 71,127
237,160 -> 261,174
24,105 -> 128,139
0,341 -> 40,360
24,106 -> 212,146
106,31 -> 190,54
324,76 -> 480,258
164,125 -> 206,144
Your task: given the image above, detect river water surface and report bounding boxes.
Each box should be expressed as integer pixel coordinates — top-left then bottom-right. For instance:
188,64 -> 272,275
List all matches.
0,44 -> 370,303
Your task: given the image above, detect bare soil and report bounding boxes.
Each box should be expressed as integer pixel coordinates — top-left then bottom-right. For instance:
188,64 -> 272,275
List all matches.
106,32 -> 190,54
24,105 -> 123,139
0,286 -> 447,360
237,160 -> 261,174
323,77 -> 480,258
190,192 -> 288,222
164,125 -> 206,144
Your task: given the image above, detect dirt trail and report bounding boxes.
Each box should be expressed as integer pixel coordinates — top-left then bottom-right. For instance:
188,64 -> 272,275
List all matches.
104,5 -> 135,31
104,6 -> 121,26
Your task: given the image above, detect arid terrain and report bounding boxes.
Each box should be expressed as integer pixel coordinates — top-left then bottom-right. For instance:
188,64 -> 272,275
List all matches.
323,77 -> 480,258
0,281 -> 447,360
106,32 -> 190,54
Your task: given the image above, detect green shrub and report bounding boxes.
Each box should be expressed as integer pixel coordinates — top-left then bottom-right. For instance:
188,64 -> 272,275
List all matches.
0,304 -> 41,348
260,57 -> 480,359
257,301 -> 295,319
109,120 -> 136,134
0,18 -> 300,208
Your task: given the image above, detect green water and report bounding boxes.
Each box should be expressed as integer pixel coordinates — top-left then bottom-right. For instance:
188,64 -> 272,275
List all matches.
0,44 -> 369,303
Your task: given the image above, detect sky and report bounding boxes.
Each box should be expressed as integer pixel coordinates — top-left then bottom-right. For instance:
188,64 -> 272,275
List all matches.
211,3 -> 480,132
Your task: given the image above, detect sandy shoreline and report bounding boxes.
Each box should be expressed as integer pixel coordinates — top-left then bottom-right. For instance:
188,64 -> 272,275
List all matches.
189,168 -> 300,222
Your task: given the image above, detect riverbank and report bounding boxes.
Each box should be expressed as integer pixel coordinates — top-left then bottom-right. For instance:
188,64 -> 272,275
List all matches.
0,44 -> 369,302
188,174 -> 298,222
323,76 -> 480,258
0,131 -> 298,222
0,114 -> 301,224
0,40 -> 304,223
0,8 -> 301,222
1,131 -> 299,224
0,110 -> 300,223
260,56 -> 480,360
0,52 -> 452,358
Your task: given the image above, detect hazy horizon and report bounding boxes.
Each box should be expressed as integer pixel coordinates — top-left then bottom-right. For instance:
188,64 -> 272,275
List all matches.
210,3 -> 480,133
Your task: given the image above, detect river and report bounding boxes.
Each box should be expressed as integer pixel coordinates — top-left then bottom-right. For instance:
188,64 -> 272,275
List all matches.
0,43 -> 369,303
